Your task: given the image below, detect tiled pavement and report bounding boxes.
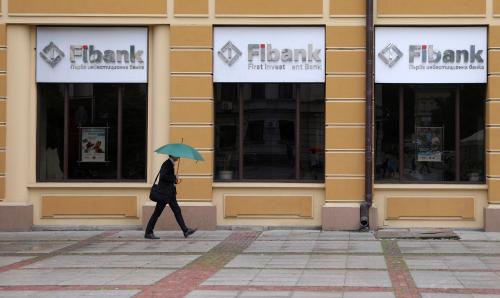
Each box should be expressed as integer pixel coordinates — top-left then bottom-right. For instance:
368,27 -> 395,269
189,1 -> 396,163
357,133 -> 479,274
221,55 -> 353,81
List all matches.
0,230 -> 499,297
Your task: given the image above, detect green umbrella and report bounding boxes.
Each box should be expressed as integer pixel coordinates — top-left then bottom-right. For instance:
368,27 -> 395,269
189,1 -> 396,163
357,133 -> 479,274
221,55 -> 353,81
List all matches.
155,143 -> 204,161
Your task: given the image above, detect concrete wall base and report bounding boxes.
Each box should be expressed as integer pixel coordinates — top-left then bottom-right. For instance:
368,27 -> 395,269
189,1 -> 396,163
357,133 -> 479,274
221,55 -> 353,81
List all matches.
142,203 -> 216,231
485,205 -> 500,232
322,203 -> 378,231
0,204 -> 33,231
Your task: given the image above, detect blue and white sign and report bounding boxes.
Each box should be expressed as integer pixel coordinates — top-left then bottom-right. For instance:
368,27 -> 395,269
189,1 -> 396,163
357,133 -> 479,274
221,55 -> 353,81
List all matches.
214,27 -> 325,83
36,27 -> 148,83
376,27 -> 487,83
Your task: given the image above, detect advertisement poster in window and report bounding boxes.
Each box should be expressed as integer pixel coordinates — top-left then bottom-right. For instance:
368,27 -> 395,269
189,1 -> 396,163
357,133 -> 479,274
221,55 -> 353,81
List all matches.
81,127 -> 107,162
416,127 -> 443,162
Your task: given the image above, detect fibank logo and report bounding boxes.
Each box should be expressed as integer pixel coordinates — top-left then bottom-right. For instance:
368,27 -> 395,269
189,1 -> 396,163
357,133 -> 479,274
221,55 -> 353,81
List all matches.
378,43 -> 403,68
409,45 -> 483,64
248,43 -> 322,62
218,41 -> 242,66
379,42 -> 485,68
40,42 -> 65,68
39,42 -> 145,68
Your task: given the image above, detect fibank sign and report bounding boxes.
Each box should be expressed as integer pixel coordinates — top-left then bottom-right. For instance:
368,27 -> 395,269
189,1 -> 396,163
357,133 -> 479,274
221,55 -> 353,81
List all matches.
375,27 -> 487,84
214,27 -> 325,83
36,27 -> 148,83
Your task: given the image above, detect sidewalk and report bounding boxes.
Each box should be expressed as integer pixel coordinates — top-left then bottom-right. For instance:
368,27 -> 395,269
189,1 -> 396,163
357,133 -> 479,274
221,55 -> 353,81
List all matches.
0,230 -> 499,298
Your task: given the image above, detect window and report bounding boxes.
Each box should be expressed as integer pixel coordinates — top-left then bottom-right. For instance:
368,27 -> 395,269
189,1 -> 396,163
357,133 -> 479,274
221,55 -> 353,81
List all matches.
214,83 -> 325,182
37,83 -> 147,181
375,84 -> 485,183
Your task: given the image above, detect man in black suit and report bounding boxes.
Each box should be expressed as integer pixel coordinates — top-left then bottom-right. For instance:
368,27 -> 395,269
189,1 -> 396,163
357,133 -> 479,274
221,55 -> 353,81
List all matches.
145,155 -> 197,239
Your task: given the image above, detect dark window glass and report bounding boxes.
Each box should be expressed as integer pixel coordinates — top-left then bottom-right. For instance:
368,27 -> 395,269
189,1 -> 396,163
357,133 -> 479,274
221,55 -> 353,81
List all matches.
375,84 -> 399,181
38,84 -> 65,180
214,83 -> 240,180
214,83 -> 324,182
243,84 -> 296,180
299,84 -> 325,180
403,86 -> 456,182
460,85 -> 485,182
37,83 -> 147,181
375,84 -> 485,183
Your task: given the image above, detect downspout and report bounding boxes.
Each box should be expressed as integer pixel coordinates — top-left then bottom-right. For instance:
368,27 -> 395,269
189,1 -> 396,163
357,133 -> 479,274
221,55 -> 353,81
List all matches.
360,0 -> 374,230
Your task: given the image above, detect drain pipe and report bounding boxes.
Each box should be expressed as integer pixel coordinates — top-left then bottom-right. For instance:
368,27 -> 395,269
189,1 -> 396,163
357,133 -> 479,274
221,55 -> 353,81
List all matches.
360,0 -> 374,231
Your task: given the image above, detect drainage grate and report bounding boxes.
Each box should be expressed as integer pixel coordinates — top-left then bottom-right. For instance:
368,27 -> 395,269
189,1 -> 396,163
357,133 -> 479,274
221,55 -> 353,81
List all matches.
376,228 -> 460,240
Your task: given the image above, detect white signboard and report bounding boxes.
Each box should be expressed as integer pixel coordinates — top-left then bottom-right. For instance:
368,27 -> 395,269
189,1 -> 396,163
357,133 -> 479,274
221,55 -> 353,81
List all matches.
36,27 -> 148,83
214,27 -> 325,83
375,27 -> 487,83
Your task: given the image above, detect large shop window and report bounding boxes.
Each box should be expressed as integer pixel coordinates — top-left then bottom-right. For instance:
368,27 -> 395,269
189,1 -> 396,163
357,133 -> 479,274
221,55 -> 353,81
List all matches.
215,83 -> 325,182
37,83 -> 147,181
375,84 -> 485,183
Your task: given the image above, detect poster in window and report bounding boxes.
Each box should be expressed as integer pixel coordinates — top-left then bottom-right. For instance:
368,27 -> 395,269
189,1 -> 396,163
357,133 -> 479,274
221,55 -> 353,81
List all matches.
416,127 -> 443,162
81,127 -> 107,162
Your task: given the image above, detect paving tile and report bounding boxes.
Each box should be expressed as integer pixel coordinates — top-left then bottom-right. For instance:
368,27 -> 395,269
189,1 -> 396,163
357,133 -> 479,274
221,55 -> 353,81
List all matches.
72,241 -> 219,253
251,269 -> 302,286
306,255 -> 347,269
349,232 -> 377,241
0,241 -> 77,254
239,292 -> 292,298
317,231 -> 350,241
480,256 -> 500,270
484,232 -> 500,241
225,255 -> 272,268
297,269 -> 345,286
404,256 -> 487,270
0,231 -> 101,242
455,231 -> 490,241
0,268 -> 173,286
398,241 -> 433,254
347,241 -> 383,253
463,242 -> 500,254
344,270 -> 391,287
455,271 -> 500,289
25,254 -> 200,269
411,271 -> 463,288
0,290 -> 140,298
292,292 -> 343,298
108,230 -> 232,241
185,291 -> 238,298
0,256 -> 34,267
312,241 -> 349,253
346,255 -> 387,269
202,269 -> 260,286
422,294 -> 500,298
342,293 -> 395,298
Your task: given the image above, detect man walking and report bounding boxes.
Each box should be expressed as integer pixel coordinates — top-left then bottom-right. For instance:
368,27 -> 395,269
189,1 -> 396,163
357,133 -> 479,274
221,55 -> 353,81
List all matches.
145,155 -> 197,239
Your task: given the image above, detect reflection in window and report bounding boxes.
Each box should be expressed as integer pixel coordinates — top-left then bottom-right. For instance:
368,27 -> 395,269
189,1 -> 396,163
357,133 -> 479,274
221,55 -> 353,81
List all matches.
214,83 -> 325,182
37,83 -> 147,181
375,84 -> 485,183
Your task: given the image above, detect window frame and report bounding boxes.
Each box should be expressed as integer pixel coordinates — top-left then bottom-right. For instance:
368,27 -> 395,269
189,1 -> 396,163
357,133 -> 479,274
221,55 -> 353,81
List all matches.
36,83 -> 148,182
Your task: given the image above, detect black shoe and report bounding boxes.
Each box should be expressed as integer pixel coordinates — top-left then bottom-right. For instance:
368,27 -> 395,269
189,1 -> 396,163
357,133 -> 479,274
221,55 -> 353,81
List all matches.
183,228 -> 197,238
144,233 -> 160,240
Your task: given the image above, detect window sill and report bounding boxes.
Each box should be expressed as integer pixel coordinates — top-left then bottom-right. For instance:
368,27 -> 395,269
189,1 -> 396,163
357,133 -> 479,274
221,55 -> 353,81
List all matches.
27,183 -> 151,189
374,184 -> 487,190
213,182 -> 325,189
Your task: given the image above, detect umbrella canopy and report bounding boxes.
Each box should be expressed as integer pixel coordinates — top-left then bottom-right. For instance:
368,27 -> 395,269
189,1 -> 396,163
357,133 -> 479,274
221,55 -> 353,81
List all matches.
155,143 -> 204,161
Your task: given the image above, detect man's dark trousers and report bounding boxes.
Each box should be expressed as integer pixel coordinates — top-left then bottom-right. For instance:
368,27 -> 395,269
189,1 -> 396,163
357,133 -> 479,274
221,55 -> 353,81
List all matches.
145,196 -> 188,234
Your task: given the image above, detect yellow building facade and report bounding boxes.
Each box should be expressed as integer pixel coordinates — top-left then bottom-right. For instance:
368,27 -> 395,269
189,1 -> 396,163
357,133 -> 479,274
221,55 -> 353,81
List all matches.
0,0 -> 498,232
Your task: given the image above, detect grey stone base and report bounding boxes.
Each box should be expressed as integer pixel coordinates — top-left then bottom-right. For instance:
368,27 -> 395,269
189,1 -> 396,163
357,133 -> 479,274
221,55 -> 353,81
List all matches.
485,205 -> 500,232
322,203 -> 378,231
0,204 -> 33,231
142,204 -> 216,231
